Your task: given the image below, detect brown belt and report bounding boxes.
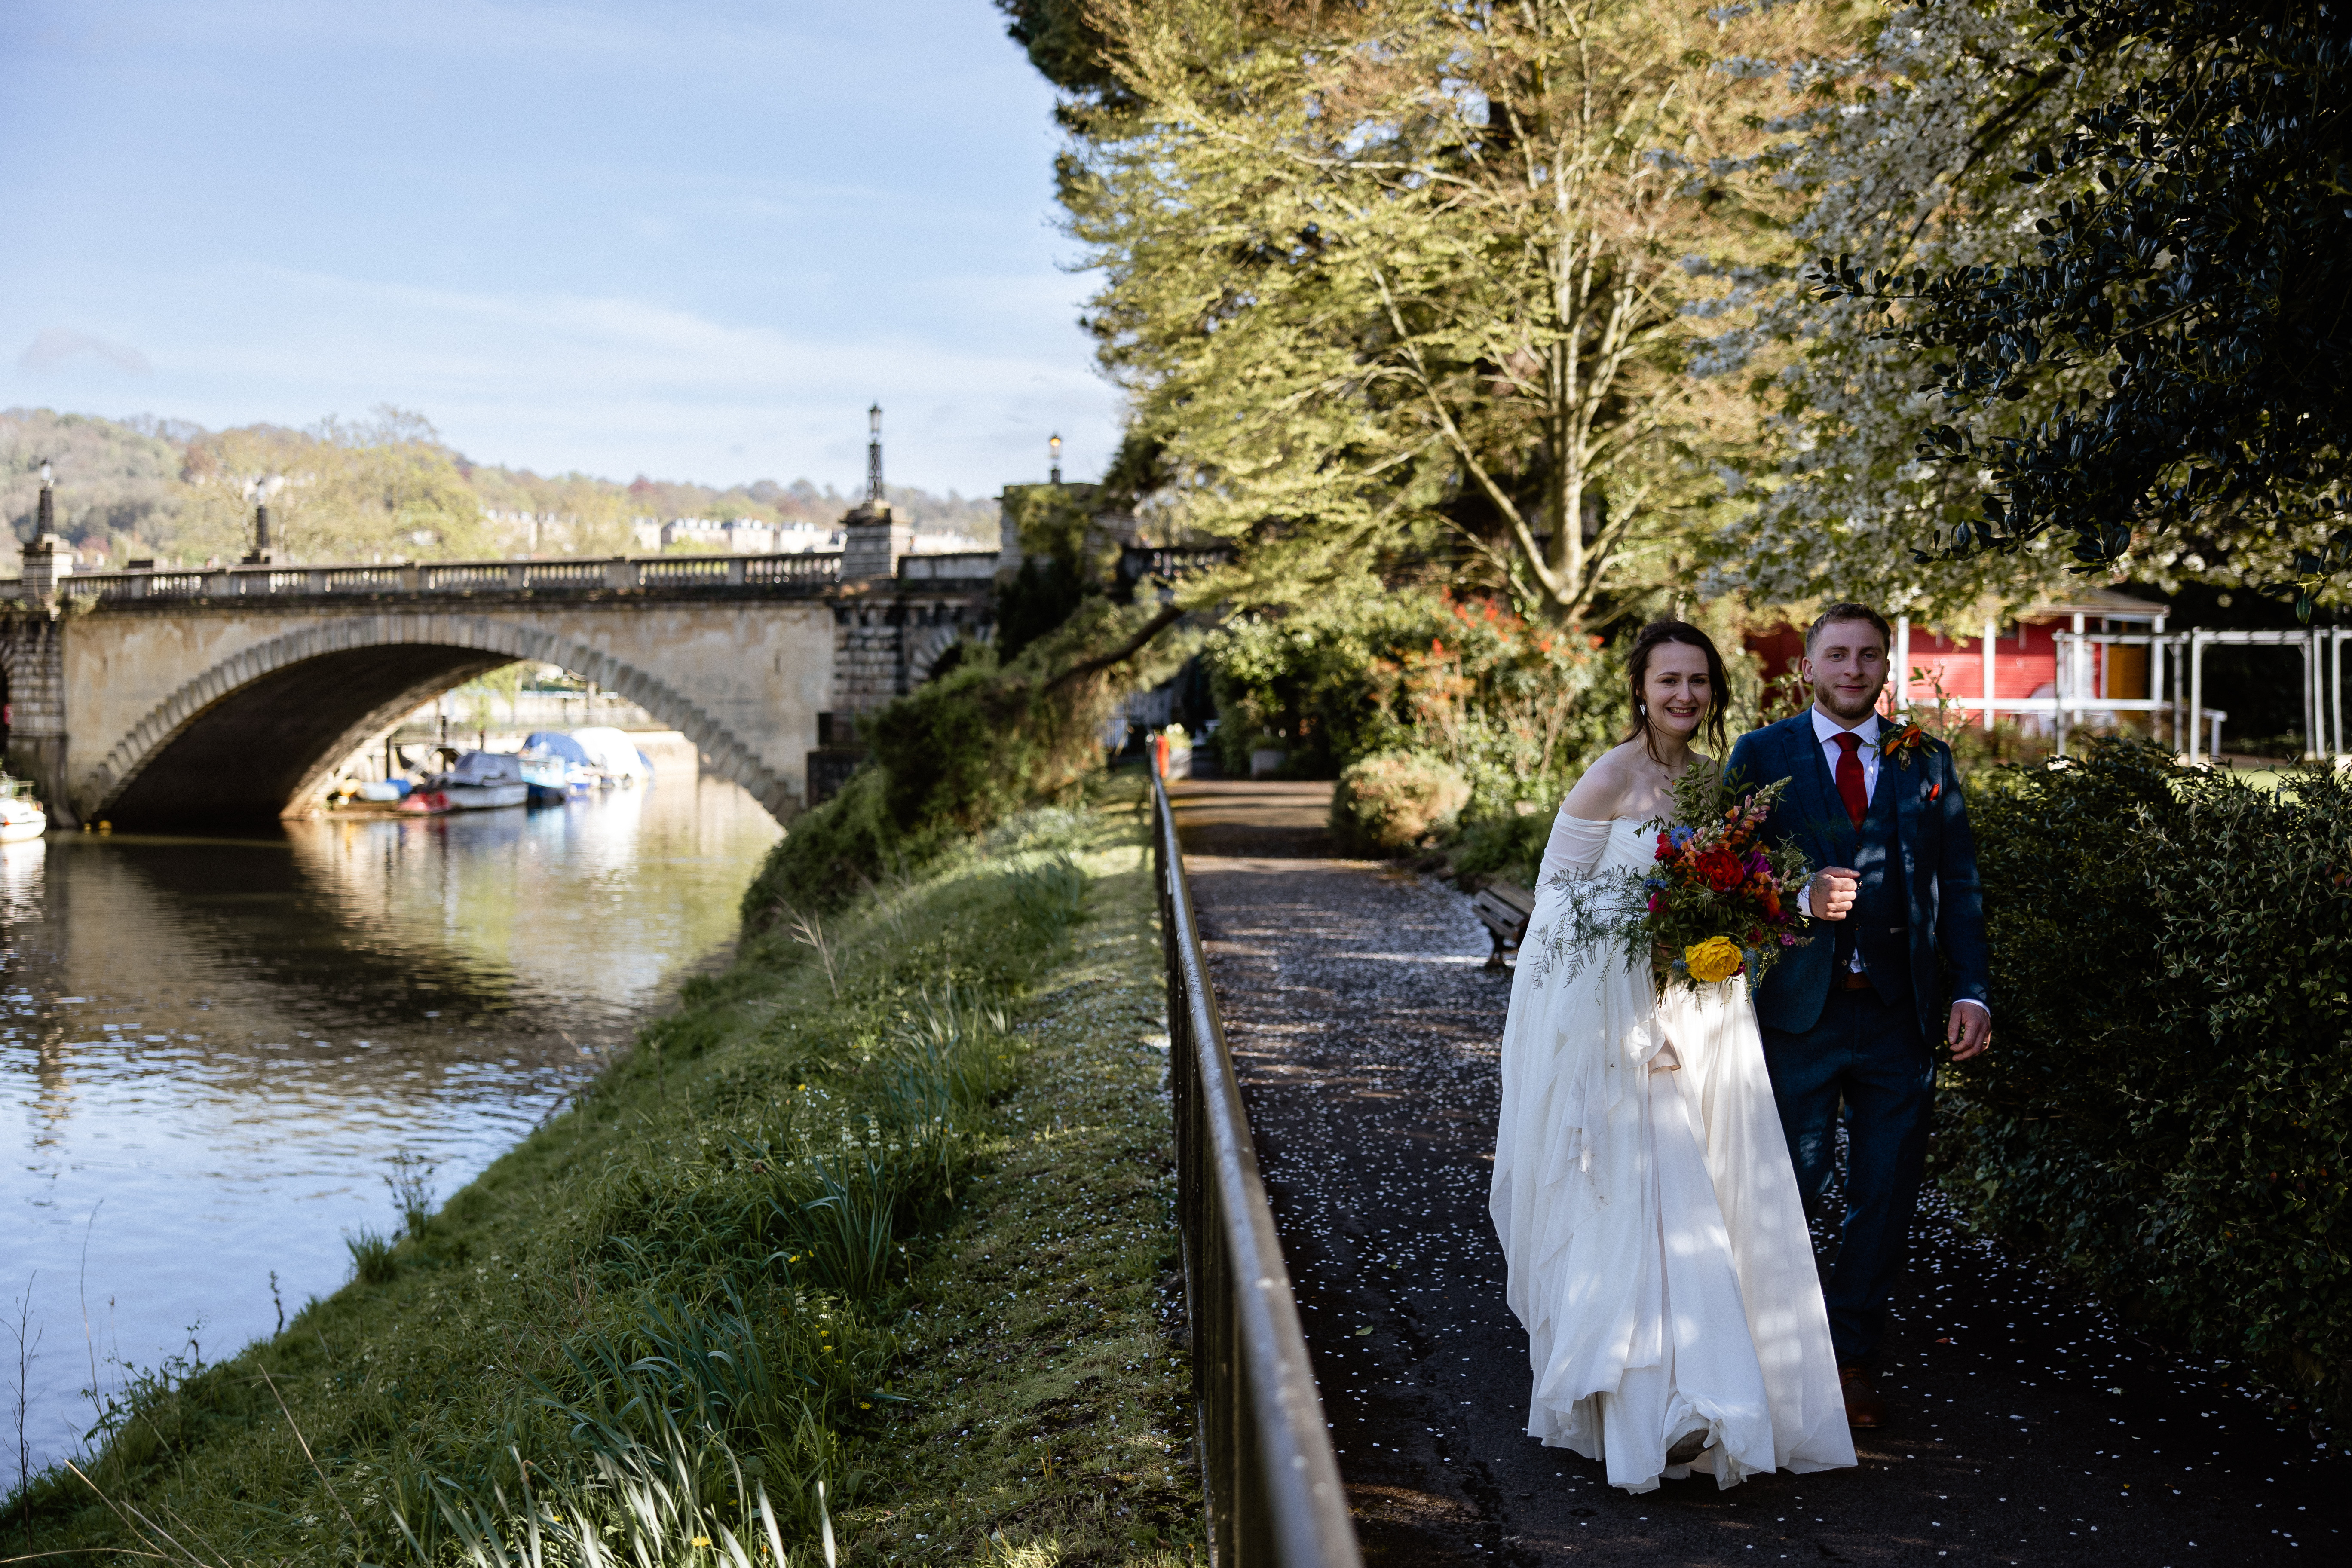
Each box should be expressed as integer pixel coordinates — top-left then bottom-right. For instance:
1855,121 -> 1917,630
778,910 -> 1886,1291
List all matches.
1838,970 -> 1875,991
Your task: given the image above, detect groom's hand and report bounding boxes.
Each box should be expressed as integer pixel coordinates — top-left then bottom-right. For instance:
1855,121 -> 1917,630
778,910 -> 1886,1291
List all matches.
1807,867 -> 1859,920
1947,1001 -> 1991,1061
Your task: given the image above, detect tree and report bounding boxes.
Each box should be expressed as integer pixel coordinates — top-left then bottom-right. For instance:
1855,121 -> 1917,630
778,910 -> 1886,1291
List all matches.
1065,0 -> 1824,622
177,409 -> 496,563
0,408 -> 184,564
1817,0 -> 2352,614
1695,0 -> 2143,621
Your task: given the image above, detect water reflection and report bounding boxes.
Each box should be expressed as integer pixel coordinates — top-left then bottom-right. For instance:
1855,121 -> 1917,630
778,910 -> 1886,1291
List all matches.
2,773 -> 781,1474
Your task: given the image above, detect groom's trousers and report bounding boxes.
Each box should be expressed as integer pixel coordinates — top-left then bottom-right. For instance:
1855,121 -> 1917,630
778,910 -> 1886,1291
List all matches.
1759,984 -> 1934,1366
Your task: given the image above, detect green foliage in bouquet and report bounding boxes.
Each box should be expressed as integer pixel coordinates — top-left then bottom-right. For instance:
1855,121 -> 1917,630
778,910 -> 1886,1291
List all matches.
1949,738 -> 2352,1424
1536,767 -> 1813,994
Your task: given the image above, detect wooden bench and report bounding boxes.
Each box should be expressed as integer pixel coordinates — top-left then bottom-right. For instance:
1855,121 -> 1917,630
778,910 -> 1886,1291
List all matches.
1470,879 -> 1538,969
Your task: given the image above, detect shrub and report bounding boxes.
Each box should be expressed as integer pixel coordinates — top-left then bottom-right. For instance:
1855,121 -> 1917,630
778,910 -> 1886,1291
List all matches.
1331,748 -> 1471,853
741,600 -> 1173,927
1948,738 -> 2352,1421
1446,809 -> 1553,889
739,767 -> 914,924
1203,585 -> 1621,812
871,661 -> 1045,834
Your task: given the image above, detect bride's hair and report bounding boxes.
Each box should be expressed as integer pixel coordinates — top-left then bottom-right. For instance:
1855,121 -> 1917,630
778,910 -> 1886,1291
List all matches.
1625,620 -> 1730,761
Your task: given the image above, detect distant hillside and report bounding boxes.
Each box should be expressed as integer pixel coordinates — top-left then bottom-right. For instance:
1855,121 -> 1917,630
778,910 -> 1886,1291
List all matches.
0,407 -> 1001,569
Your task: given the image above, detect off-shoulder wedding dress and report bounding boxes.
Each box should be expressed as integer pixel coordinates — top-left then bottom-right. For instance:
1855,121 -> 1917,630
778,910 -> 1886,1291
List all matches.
1489,809 -> 1855,1492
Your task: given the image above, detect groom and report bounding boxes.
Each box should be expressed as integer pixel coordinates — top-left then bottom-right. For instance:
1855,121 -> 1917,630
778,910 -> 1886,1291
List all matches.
1724,602 -> 1991,1430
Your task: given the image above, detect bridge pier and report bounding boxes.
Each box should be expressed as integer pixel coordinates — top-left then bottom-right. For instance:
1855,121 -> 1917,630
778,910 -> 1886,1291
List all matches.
0,613 -> 72,825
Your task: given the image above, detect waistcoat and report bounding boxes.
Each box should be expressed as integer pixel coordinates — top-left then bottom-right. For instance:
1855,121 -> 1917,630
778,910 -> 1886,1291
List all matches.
1841,764 -> 1911,1007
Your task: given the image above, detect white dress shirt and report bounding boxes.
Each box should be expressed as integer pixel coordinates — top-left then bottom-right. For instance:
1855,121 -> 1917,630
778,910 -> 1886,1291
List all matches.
1806,705 -> 1990,1021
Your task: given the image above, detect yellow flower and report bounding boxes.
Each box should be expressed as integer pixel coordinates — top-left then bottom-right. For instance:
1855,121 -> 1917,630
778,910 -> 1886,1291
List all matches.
1684,936 -> 1745,985
691,1537 -> 711,1549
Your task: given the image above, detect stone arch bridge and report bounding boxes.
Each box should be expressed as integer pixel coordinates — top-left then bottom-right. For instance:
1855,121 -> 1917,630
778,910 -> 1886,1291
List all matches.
0,544 -> 999,829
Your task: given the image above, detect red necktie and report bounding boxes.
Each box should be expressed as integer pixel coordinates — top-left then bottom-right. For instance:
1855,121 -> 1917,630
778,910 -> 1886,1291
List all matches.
1834,732 -> 1868,828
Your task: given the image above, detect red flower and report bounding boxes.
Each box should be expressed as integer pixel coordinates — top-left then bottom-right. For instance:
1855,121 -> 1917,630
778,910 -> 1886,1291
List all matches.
1697,847 -> 1744,892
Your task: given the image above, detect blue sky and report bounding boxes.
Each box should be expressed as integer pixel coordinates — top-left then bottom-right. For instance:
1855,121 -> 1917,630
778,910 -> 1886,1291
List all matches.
0,0 -> 1112,495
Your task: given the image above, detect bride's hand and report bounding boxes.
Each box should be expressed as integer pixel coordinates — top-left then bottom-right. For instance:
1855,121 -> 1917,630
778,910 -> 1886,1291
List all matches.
1650,1040 -> 1682,1073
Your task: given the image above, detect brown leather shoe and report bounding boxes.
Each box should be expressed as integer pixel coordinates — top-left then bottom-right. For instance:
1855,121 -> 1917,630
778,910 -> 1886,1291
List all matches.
1840,1365 -> 1887,1428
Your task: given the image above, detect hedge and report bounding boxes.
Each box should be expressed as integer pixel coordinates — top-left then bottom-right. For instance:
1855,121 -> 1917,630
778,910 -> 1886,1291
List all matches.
1947,738 -> 2352,1421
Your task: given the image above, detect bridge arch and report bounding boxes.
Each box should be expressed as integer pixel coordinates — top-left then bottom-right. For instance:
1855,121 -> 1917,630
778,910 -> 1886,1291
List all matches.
81,611 -> 800,829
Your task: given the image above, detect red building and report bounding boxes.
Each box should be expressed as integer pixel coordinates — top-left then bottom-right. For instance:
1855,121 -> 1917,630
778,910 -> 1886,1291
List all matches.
1746,588 -> 2172,732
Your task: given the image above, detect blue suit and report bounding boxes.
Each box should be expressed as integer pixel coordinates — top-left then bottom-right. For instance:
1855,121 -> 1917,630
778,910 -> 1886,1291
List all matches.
1724,712 -> 1990,1363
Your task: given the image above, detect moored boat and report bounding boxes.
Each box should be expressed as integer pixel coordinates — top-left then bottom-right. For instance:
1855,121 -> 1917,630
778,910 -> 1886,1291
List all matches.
423,750 -> 528,811
0,778 -> 46,842
521,732 -> 603,795
517,750 -> 573,806
570,726 -> 655,787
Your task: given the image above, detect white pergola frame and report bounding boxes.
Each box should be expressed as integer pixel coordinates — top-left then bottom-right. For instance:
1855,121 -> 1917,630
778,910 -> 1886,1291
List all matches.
1892,614 -> 2349,764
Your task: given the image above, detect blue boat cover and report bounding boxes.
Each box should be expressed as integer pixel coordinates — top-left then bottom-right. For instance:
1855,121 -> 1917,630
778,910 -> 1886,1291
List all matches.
523,731 -> 596,767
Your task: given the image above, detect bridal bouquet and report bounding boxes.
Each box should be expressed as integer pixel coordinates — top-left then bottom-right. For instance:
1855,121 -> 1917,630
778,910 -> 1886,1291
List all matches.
1548,767 -> 1813,992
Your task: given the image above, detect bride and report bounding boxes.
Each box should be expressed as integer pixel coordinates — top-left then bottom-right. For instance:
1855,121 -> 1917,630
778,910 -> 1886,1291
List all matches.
1489,620 -> 1855,1493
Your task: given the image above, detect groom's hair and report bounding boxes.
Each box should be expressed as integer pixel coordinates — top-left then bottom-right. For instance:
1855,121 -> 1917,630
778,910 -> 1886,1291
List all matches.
1806,601 -> 1892,653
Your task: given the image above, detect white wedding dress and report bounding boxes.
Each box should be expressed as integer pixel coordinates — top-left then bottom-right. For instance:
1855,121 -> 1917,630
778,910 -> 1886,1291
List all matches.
1489,810 -> 1855,1492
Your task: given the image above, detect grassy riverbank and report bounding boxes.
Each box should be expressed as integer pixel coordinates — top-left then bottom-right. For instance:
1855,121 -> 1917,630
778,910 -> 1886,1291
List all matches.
3,776 -> 1199,1565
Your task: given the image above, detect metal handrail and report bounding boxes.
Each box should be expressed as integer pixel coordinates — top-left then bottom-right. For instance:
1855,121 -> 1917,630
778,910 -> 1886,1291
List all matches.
1150,771 -> 1361,1568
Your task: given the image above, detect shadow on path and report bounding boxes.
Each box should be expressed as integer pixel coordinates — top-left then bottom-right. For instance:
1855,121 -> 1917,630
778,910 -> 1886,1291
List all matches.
1172,779 -> 2340,1566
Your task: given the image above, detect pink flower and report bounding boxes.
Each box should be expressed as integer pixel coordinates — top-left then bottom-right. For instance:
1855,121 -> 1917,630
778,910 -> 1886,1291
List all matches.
1647,894 -> 1662,914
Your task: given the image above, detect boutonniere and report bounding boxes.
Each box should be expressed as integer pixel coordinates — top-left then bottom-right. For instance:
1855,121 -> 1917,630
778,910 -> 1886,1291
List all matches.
1879,721 -> 1932,769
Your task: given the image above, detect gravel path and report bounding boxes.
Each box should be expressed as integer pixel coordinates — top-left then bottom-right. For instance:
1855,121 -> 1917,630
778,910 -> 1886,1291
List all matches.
1170,781 -> 2342,1566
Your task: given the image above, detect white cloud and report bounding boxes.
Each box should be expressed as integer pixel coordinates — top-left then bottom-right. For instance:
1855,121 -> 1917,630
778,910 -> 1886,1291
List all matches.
119,264 -> 1118,493
18,328 -> 151,375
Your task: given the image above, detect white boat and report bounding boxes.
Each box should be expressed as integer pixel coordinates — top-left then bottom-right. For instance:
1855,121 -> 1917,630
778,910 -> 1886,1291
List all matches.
569,726 -> 655,787
0,778 -> 46,842
423,750 -> 528,811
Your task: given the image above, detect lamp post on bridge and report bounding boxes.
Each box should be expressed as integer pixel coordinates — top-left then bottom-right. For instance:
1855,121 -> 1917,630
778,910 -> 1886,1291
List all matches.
866,403 -> 884,507
1049,432 -> 1062,485
22,459 -> 74,605
242,474 -> 282,565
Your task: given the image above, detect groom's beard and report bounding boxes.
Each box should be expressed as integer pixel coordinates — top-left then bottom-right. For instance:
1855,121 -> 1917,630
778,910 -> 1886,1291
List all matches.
1813,683 -> 1885,723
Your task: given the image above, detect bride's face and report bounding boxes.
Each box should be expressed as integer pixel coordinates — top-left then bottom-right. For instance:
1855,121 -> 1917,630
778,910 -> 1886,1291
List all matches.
1642,643 -> 1713,742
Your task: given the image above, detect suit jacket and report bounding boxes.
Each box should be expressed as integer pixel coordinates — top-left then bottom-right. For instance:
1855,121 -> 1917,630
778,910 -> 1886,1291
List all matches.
1723,712 -> 1991,1040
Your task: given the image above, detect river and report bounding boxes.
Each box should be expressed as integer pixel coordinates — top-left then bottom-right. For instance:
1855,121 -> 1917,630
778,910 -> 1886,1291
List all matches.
2,770 -> 781,1479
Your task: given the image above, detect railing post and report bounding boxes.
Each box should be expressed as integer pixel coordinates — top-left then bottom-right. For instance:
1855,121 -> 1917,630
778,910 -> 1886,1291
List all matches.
728,556 -> 749,587
2189,631 -> 2207,763
603,556 -> 636,591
